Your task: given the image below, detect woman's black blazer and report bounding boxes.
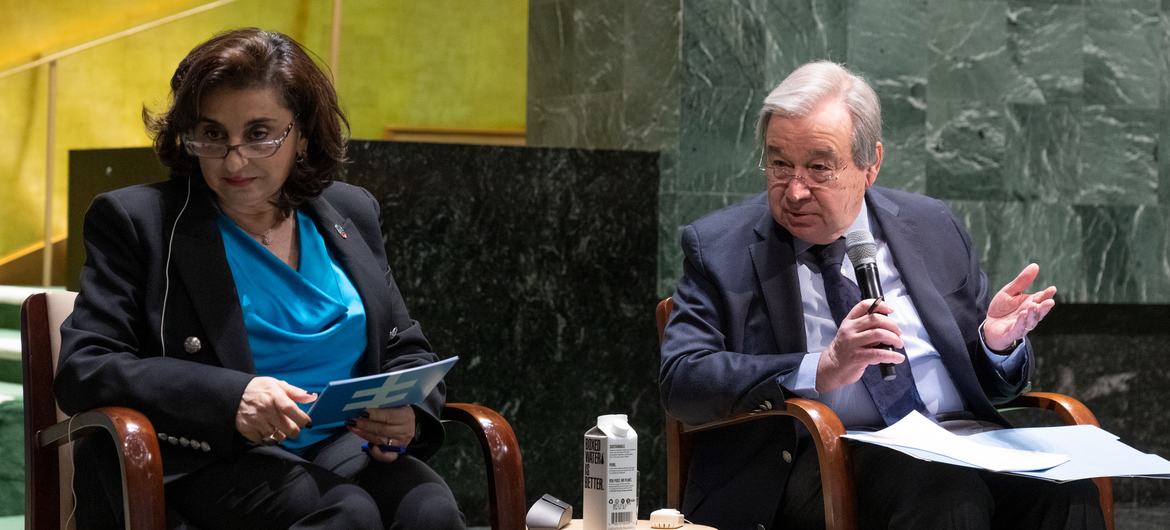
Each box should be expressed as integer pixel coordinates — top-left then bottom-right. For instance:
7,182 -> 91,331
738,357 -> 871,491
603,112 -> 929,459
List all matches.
55,178 -> 446,478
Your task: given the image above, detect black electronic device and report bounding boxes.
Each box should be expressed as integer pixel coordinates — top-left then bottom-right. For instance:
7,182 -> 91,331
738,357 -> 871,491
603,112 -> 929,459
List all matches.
845,229 -> 899,380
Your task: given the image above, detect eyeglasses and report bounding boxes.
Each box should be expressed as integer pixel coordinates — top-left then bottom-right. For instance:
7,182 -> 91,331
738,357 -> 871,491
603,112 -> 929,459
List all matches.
183,122 -> 295,159
758,150 -> 846,189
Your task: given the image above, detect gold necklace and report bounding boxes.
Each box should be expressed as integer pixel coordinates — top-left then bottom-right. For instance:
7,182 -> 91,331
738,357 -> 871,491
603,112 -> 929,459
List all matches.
242,216 -> 283,246
249,228 -> 275,246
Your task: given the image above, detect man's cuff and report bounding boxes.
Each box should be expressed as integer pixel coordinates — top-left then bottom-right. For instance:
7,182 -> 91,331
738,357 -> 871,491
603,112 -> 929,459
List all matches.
979,325 -> 1027,375
777,352 -> 822,399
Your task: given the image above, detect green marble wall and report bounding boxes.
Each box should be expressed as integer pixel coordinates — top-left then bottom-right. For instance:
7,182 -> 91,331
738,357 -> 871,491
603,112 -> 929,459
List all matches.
529,0 -> 1170,303
526,0 -> 1170,517
526,0 -> 680,152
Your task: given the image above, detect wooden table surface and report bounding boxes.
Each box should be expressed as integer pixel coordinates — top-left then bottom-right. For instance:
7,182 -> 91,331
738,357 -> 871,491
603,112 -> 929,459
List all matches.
557,520 -> 716,530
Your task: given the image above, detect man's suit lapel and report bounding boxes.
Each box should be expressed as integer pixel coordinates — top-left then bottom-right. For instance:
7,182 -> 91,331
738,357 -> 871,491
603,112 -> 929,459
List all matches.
749,212 -> 807,353
303,194 -> 389,375
170,184 -> 254,372
867,190 -> 985,402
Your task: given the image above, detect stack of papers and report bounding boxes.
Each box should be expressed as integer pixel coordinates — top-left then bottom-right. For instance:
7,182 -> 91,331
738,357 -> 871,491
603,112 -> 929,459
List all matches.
843,411 -> 1170,482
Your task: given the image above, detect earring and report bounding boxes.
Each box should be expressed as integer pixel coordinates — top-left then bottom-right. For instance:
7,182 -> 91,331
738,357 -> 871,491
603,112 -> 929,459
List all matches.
296,152 -> 306,164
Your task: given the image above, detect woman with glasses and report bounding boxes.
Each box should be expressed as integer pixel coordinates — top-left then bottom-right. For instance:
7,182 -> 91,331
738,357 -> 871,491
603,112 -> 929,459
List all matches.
55,28 -> 465,529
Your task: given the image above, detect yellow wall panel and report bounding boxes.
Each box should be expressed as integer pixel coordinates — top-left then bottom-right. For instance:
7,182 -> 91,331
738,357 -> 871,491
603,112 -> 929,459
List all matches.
0,0 -> 527,265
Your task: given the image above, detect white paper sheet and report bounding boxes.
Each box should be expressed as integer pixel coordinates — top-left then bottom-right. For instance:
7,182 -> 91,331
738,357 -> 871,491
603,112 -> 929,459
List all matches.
843,411 -> 1070,472
843,411 -> 1170,481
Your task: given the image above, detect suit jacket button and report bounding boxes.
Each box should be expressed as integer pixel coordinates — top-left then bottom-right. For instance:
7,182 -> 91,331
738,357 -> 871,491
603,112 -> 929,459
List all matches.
183,336 -> 202,353
782,450 -> 793,463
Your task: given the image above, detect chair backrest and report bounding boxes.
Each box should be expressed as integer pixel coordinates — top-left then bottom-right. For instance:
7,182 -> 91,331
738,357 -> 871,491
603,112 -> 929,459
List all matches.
22,290 -> 79,530
655,297 -> 692,510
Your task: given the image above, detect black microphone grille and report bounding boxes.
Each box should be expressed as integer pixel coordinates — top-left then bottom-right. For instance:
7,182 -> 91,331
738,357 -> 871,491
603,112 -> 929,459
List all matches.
845,229 -> 877,265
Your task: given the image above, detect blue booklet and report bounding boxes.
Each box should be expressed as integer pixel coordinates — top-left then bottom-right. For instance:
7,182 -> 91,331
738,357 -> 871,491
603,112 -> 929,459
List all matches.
307,356 -> 458,428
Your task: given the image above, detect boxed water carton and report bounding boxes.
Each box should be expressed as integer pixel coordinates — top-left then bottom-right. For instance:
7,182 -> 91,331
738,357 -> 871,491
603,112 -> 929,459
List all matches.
583,414 -> 638,530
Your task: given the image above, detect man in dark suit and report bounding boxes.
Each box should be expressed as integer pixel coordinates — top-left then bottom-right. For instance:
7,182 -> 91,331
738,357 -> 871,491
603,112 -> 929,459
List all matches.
659,61 -> 1104,530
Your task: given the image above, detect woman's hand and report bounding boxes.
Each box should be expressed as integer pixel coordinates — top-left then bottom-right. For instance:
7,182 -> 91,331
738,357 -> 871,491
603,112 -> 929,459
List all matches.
347,405 -> 416,463
235,377 -> 316,445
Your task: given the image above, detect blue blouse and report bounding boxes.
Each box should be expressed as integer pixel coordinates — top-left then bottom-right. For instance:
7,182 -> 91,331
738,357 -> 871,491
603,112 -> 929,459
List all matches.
218,210 -> 367,453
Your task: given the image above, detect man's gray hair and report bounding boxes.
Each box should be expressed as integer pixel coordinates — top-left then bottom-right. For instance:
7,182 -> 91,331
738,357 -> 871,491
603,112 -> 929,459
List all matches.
757,61 -> 882,168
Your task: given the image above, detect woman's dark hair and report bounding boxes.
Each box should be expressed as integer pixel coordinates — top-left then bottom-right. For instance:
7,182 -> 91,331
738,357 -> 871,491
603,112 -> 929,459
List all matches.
144,28 -> 348,211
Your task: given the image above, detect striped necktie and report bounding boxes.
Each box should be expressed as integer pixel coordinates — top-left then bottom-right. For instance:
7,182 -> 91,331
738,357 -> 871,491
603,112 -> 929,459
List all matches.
811,238 -> 926,426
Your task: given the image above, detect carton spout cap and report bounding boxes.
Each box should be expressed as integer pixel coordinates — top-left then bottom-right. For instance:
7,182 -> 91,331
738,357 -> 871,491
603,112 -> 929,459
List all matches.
597,413 -> 633,437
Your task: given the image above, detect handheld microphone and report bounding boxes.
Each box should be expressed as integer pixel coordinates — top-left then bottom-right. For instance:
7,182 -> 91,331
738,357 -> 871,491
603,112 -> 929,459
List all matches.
845,229 -> 898,381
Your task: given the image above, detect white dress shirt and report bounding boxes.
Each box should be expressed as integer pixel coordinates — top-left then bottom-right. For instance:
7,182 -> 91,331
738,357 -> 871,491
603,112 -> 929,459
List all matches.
778,202 -> 1025,428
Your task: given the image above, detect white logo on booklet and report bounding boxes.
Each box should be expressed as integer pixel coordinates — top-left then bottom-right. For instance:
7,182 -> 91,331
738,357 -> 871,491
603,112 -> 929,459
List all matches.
343,373 -> 416,411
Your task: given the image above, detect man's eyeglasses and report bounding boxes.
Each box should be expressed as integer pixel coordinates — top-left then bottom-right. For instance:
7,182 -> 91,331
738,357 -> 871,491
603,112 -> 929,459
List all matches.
184,122 -> 295,159
757,150 -> 846,189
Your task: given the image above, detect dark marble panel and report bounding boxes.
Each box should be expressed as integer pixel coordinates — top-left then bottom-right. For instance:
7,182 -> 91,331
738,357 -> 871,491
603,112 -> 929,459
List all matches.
677,85 -> 768,194
760,0 -> 849,87
1084,3 -> 1163,107
342,142 -> 664,521
680,0 -> 767,89
1007,1 -> 1084,105
1029,303 -> 1170,508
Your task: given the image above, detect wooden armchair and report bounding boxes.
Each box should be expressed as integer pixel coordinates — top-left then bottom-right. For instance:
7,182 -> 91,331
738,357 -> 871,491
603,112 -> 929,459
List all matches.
22,291 -> 526,530
655,297 -> 1114,530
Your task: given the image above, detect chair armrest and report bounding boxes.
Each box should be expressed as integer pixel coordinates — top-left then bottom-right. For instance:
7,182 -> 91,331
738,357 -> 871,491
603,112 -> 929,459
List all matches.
999,392 -> 1113,530
1001,391 -> 1100,427
442,403 -> 526,530
679,398 -> 857,530
39,406 -> 166,530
